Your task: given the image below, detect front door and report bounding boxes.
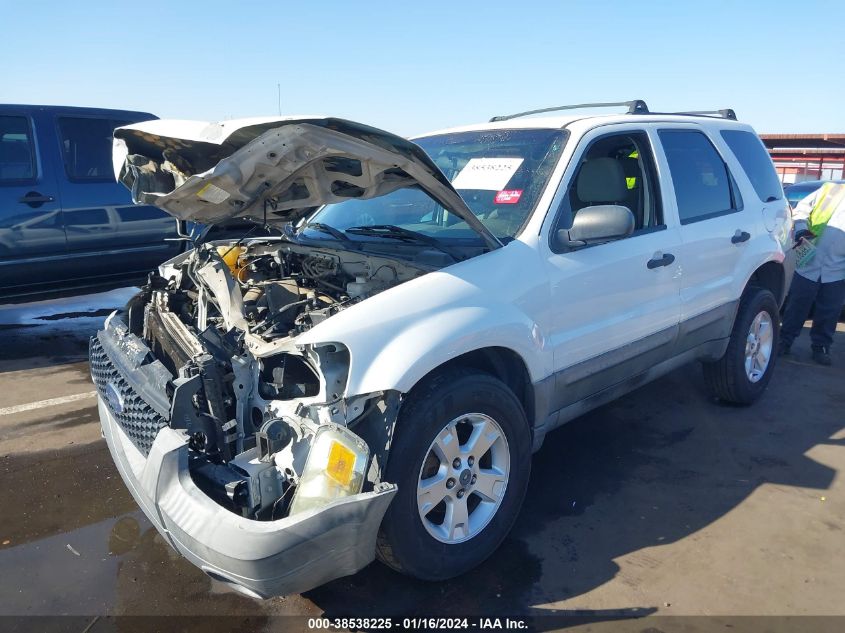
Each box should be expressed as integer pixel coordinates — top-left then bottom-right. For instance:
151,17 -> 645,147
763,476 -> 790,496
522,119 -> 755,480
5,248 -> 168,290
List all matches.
0,110 -> 67,294
541,126 -> 682,412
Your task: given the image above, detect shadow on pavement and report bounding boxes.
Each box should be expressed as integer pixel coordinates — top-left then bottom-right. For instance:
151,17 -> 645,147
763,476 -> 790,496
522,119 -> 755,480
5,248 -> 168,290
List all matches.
302,335 -> 843,617
0,287 -> 136,374
0,326 -> 841,620
0,322 -> 92,373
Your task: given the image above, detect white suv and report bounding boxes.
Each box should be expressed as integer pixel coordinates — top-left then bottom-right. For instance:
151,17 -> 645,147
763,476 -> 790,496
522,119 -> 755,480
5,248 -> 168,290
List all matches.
92,101 -> 793,598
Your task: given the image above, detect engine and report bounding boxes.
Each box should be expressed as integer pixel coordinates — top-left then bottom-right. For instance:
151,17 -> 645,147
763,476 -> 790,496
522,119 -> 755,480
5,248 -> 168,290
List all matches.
149,241 -> 417,338
121,238 -> 424,521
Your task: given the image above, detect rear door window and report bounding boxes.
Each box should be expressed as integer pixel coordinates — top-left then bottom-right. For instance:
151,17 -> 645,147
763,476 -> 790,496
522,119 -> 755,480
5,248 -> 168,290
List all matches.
0,115 -> 36,183
720,130 -> 783,202
57,117 -> 130,181
658,130 -> 739,224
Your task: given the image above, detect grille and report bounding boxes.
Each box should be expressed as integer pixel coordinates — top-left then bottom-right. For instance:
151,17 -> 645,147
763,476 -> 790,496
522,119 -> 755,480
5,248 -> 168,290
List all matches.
90,336 -> 168,457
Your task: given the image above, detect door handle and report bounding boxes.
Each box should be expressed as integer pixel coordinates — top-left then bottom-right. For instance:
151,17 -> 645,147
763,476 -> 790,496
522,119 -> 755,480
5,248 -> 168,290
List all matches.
647,252 -> 675,269
731,230 -> 751,244
19,192 -> 55,207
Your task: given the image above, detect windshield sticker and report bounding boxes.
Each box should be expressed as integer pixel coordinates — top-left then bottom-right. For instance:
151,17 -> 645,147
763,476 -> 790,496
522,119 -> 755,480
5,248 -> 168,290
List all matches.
452,158 -> 524,190
196,182 -> 230,204
494,189 -> 523,204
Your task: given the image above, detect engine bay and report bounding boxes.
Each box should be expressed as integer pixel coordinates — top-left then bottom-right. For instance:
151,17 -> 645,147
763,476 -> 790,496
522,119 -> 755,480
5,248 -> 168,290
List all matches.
160,239 -> 426,341
120,239 -> 430,522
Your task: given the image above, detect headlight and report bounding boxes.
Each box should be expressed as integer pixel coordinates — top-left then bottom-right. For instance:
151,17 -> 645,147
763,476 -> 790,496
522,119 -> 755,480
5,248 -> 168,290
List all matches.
289,424 -> 369,515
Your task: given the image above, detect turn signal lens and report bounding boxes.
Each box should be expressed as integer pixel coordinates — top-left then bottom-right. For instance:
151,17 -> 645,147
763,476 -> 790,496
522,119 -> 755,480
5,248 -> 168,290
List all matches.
326,440 -> 356,487
289,425 -> 368,515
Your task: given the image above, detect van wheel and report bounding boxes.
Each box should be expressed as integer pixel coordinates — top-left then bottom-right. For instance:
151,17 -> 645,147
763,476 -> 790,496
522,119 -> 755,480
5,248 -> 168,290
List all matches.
702,287 -> 779,405
376,369 -> 531,580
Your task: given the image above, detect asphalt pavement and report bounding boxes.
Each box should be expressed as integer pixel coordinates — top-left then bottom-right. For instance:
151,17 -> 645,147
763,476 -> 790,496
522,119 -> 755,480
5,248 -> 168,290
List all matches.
0,290 -> 843,630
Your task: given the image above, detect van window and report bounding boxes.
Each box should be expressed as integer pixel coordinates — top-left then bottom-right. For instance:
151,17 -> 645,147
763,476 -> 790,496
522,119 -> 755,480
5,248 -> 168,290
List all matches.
57,117 -> 130,181
116,206 -> 169,222
658,130 -> 736,224
720,130 -> 783,203
67,208 -> 109,225
0,116 -> 36,183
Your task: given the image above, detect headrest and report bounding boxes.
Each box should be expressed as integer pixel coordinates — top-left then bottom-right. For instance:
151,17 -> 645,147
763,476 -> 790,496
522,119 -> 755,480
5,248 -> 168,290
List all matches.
576,157 -> 626,203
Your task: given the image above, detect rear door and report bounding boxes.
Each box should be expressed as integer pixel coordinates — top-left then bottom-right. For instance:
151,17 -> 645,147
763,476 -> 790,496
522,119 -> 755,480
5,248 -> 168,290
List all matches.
0,108 -> 67,294
652,125 -> 750,339
53,113 -> 181,279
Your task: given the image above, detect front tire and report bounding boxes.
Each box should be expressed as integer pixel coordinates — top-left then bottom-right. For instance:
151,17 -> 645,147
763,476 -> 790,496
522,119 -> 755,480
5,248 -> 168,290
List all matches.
702,287 -> 779,405
376,369 -> 531,580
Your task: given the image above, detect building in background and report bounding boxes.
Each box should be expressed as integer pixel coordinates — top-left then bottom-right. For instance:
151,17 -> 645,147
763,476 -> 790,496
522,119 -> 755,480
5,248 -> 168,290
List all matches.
761,134 -> 845,184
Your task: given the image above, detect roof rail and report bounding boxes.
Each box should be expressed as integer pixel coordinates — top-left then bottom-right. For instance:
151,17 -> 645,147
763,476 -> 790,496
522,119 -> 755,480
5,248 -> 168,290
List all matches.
673,109 -> 737,120
489,100 -> 649,122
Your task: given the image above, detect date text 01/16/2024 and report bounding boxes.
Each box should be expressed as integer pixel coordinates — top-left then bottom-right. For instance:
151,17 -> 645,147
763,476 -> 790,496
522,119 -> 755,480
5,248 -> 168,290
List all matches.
306,617 -> 529,630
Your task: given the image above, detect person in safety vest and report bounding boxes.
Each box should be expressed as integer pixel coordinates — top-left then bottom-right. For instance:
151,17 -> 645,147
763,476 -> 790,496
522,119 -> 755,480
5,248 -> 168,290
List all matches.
780,182 -> 845,365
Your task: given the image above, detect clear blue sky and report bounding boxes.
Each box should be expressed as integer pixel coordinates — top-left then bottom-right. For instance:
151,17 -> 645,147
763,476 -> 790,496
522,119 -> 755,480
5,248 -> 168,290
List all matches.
2,0 -> 843,136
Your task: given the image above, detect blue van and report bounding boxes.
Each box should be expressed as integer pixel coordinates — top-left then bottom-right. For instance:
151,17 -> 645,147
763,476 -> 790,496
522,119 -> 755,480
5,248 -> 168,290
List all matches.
0,105 -> 187,300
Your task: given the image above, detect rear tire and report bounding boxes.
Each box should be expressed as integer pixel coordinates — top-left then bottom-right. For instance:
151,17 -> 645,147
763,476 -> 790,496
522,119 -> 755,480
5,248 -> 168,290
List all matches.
376,368 -> 531,580
702,287 -> 779,405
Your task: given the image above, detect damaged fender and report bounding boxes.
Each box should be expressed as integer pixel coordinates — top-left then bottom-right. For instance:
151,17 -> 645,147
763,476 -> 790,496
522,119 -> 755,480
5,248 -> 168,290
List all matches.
294,245 -> 551,399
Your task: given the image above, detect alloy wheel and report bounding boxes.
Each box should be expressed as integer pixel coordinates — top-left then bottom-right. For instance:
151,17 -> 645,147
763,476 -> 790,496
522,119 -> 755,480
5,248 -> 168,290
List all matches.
416,413 -> 510,544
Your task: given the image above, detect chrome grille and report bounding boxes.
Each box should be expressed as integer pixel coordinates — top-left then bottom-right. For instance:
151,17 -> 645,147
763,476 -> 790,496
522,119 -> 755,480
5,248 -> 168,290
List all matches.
90,336 -> 168,457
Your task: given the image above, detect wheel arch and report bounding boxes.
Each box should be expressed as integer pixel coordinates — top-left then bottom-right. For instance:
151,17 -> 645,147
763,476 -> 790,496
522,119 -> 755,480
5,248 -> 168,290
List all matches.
404,346 -> 538,435
746,259 -> 786,306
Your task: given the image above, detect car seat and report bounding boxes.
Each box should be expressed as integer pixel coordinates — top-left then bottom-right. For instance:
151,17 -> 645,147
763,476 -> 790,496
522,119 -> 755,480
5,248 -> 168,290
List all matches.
575,157 -> 628,211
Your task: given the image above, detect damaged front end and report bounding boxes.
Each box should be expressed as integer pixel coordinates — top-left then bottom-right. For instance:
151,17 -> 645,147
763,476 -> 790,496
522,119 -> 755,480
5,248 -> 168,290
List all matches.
90,240 -> 417,597
92,114 -> 502,597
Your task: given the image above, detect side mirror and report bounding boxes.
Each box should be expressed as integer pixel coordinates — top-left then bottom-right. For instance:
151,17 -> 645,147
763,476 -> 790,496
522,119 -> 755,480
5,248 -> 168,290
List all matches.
554,204 -> 635,250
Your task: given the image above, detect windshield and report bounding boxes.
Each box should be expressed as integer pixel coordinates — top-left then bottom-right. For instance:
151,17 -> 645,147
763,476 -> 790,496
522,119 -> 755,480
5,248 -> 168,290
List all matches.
304,128 -> 567,244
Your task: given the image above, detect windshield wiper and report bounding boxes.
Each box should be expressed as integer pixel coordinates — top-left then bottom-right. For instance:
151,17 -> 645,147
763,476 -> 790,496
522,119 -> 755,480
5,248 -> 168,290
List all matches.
298,222 -> 356,244
344,224 -> 460,262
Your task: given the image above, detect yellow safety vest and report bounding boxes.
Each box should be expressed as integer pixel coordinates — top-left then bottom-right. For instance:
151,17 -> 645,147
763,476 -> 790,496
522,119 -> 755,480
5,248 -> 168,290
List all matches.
808,183 -> 845,239
626,149 -> 639,190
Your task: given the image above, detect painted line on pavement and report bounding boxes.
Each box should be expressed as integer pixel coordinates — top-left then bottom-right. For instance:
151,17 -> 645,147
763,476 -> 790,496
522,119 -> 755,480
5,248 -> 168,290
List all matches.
0,391 -> 97,416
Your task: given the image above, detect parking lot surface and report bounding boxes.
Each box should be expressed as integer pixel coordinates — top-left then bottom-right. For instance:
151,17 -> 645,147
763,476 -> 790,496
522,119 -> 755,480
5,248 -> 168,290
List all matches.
0,290 -> 843,627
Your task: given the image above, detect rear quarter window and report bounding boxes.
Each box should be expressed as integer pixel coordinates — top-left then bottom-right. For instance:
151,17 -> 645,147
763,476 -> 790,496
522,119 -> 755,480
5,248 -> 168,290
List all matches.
720,130 -> 783,202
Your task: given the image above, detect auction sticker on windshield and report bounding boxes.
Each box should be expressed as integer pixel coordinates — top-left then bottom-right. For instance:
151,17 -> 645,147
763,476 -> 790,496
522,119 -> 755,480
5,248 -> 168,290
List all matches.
494,189 -> 523,204
452,157 -> 524,190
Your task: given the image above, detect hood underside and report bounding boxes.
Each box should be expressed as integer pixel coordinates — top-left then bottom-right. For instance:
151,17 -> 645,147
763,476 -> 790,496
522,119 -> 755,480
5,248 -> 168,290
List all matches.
113,116 -> 500,249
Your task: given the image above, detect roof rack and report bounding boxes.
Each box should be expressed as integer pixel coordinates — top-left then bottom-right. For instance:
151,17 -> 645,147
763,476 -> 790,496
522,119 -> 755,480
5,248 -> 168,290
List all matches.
489,101 -> 739,122
489,100 -> 649,122
673,109 -> 737,120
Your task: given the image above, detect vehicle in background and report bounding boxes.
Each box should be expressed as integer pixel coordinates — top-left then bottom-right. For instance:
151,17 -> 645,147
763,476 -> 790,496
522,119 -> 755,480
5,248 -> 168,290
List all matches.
784,179 -> 845,208
0,105 -> 256,302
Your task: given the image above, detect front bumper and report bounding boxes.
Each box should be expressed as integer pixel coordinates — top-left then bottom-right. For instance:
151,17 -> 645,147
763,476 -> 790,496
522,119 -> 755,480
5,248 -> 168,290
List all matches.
93,320 -> 397,598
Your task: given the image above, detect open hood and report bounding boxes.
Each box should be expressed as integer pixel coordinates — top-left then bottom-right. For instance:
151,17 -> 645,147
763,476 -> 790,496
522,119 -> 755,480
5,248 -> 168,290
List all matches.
113,116 -> 501,249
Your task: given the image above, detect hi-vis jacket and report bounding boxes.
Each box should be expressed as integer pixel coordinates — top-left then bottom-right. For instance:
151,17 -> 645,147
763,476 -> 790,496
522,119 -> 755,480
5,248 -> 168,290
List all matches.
792,182 -> 845,282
